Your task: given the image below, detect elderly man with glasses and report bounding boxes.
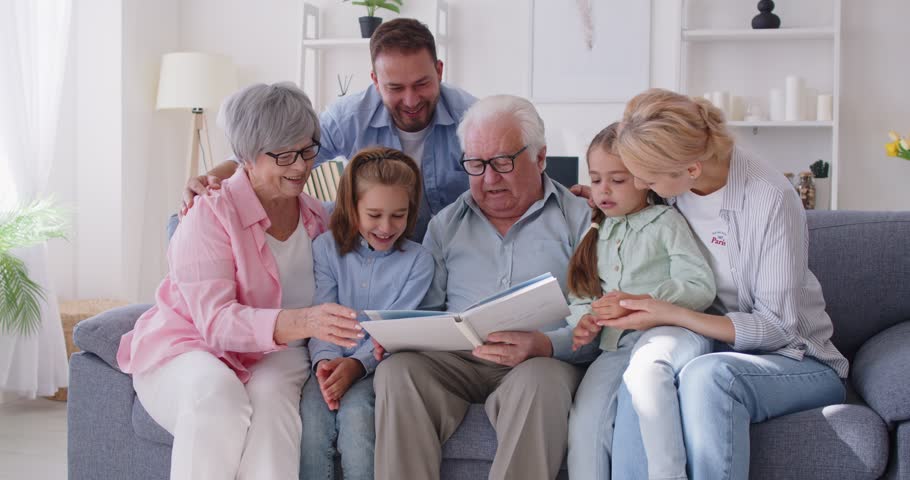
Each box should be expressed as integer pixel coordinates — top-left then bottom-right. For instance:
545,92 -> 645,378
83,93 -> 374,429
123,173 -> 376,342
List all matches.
372,94 -> 597,480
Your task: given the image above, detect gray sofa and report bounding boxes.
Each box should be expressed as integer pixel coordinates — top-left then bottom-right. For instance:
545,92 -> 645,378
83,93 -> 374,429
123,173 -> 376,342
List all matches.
68,210 -> 910,479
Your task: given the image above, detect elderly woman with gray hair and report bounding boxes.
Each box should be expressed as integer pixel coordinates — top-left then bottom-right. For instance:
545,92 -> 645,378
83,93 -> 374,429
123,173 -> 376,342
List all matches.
116,82 -> 363,480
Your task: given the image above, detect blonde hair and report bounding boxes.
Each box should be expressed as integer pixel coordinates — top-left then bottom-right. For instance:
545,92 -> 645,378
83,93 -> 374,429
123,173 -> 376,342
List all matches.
330,147 -> 422,255
616,88 -> 734,174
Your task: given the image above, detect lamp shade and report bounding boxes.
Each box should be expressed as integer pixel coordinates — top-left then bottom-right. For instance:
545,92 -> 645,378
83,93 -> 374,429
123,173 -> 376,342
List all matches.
156,52 -> 237,110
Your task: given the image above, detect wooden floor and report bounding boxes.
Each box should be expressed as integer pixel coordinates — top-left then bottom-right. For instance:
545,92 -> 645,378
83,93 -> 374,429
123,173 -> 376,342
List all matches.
0,394 -> 67,480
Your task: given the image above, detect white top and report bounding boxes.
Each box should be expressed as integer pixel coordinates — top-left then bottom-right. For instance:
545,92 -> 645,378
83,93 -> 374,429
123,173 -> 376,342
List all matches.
265,216 -> 316,310
675,187 -> 738,313
396,124 -> 431,168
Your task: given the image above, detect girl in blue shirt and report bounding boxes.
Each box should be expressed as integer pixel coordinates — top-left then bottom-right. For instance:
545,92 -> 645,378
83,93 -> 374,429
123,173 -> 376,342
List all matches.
300,147 -> 434,480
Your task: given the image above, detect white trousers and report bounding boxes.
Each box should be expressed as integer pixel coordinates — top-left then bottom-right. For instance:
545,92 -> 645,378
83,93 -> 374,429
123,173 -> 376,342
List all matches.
622,326 -> 711,480
134,346 -> 310,480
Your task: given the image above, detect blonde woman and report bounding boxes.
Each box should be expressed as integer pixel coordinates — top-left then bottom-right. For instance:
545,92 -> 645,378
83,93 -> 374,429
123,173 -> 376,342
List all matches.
597,88 -> 848,479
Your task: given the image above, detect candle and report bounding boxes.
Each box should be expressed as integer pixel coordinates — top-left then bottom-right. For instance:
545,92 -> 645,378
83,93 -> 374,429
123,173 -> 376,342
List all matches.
817,94 -> 833,121
785,75 -> 803,121
769,88 -> 785,121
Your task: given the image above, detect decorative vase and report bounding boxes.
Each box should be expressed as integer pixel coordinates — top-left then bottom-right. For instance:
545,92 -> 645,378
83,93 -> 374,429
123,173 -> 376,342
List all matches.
359,16 -> 382,38
814,177 -> 831,210
797,172 -> 816,210
752,0 -> 781,29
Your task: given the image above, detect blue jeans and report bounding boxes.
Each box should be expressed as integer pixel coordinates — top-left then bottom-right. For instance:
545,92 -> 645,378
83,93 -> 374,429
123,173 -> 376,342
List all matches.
568,330 -> 642,480
623,327 -> 711,480
299,374 -> 375,480
612,352 -> 846,480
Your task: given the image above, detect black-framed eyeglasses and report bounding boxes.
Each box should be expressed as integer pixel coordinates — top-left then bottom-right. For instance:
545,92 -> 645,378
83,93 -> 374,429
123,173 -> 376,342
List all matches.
460,145 -> 528,176
265,141 -> 321,166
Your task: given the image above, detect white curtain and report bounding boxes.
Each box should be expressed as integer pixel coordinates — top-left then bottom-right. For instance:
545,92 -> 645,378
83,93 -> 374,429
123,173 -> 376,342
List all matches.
0,0 -> 73,398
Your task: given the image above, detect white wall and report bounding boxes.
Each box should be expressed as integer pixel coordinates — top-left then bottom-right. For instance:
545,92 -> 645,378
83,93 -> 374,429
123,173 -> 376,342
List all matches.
73,0 -> 124,300
839,1 -> 910,210
50,0 -> 180,303
122,0 -> 182,301
46,0 -> 910,303
448,0 -> 682,184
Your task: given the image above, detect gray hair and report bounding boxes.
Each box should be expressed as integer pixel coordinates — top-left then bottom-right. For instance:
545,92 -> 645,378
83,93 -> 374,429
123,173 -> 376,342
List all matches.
457,94 -> 546,168
217,82 -> 320,165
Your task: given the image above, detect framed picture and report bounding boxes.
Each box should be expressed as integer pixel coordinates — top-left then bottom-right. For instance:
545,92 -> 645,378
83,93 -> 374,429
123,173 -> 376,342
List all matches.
528,0 -> 651,103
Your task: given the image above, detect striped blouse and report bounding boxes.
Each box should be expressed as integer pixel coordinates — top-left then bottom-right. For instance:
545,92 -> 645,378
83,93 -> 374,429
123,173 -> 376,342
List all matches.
668,147 -> 849,378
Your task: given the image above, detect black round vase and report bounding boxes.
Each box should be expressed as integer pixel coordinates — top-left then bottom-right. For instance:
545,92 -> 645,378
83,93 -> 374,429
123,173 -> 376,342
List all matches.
359,16 -> 382,38
752,0 -> 781,29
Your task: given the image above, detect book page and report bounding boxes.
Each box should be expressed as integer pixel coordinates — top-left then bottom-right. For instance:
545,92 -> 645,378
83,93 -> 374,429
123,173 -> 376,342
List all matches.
360,315 -> 477,352
463,276 -> 570,341
464,273 -> 551,310
364,310 -> 450,321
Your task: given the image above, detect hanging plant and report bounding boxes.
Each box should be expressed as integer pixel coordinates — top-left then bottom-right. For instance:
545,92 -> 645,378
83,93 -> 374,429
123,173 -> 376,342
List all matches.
0,200 -> 67,336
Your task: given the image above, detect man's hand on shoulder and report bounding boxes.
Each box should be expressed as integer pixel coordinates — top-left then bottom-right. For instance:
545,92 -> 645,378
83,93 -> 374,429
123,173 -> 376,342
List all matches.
179,161 -> 240,220
180,175 -> 222,219
569,184 -> 595,209
471,331 -> 553,367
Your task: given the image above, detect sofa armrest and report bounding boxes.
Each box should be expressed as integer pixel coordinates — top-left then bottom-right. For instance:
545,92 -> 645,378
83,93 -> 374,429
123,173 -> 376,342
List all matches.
72,304 -> 152,371
851,320 -> 910,425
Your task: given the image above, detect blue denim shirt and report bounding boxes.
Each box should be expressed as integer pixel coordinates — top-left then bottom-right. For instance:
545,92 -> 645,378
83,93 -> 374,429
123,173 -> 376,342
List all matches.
316,83 -> 477,241
308,233 -> 435,375
419,175 -> 599,364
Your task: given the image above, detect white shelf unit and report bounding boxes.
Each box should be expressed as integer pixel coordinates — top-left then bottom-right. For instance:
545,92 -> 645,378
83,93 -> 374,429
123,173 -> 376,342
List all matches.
679,0 -> 842,209
728,120 -> 833,128
682,27 -> 835,42
298,1 -> 448,113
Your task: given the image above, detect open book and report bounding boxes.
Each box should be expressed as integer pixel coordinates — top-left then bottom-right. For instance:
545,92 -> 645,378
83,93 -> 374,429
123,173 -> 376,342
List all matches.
361,273 -> 570,352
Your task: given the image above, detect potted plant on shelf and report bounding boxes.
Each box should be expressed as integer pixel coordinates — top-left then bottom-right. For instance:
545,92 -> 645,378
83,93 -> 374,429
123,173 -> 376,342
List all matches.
809,160 -> 831,210
344,0 -> 403,38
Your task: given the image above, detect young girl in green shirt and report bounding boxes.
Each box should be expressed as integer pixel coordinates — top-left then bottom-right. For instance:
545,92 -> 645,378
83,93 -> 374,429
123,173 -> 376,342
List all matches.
566,122 -> 716,480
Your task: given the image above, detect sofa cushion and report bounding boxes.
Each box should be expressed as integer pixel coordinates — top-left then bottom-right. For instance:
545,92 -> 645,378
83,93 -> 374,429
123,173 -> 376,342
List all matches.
441,404 -> 568,474
72,304 -> 152,370
442,404 -> 498,461
851,320 -> 910,425
889,421 -> 910,480
749,403 -> 888,479
806,211 -> 910,360
132,397 -> 174,447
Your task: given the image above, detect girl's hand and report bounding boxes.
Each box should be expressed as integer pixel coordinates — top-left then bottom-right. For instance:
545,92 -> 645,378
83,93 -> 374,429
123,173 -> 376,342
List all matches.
372,337 -> 387,361
316,358 -> 364,411
597,297 -> 682,331
572,314 -> 602,351
591,292 -> 650,321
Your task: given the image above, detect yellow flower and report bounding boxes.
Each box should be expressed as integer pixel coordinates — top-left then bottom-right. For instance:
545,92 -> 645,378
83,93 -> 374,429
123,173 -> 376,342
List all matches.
889,131 -> 900,142
886,141 -> 899,156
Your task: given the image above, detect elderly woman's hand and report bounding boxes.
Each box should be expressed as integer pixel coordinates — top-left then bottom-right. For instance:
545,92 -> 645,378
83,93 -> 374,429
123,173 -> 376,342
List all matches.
274,303 -> 362,347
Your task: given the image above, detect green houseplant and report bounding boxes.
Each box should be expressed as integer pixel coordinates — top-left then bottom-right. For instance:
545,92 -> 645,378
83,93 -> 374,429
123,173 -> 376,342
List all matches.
344,0 -> 403,38
0,200 -> 67,336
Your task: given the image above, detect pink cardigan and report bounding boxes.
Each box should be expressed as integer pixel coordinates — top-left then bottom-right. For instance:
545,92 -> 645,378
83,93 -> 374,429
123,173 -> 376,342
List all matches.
117,168 -> 328,382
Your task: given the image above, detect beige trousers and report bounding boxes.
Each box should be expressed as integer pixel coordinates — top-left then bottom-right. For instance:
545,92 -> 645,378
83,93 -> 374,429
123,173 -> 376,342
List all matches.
374,351 -> 582,480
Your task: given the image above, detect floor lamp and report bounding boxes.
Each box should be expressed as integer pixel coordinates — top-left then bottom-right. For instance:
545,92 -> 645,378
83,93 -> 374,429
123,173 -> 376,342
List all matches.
156,52 -> 237,182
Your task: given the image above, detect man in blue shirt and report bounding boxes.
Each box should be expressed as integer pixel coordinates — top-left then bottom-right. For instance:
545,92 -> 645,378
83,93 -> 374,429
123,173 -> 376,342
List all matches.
372,95 -> 597,480
179,18 -> 475,241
